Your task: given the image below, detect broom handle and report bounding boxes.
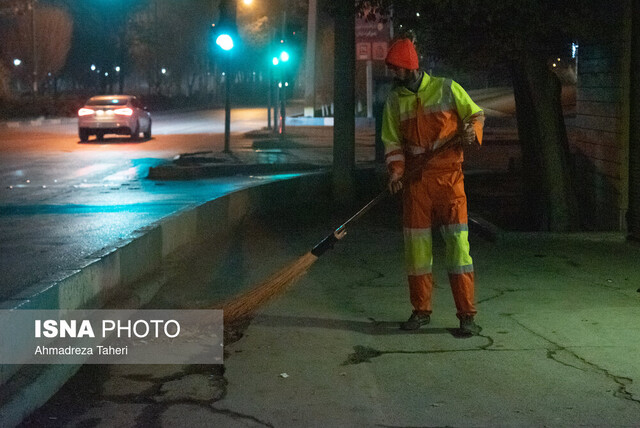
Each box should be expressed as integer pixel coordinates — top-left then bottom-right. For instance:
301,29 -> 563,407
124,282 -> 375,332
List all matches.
310,190 -> 388,257
335,189 -> 389,234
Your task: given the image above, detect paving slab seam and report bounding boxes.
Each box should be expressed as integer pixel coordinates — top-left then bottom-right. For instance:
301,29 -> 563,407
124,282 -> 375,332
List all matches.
210,406 -> 275,427
476,287 -> 525,305
508,315 -> 640,406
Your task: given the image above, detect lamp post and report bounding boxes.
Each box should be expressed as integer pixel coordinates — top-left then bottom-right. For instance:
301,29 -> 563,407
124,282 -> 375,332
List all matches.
278,49 -> 289,136
216,33 -> 234,153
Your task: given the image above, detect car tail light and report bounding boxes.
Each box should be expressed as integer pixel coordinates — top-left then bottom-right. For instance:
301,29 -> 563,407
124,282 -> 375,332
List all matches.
78,108 -> 95,116
114,108 -> 133,116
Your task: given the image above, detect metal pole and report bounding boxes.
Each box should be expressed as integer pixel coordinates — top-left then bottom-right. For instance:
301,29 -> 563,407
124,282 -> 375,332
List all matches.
280,10 -> 287,137
366,60 -> 373,118
224,56 -> 231,153
274,82 -> 279,133
267,65 -> 272,129
31,0 -> 38,95
281,81 -> 286,135
303,0 -> 317,117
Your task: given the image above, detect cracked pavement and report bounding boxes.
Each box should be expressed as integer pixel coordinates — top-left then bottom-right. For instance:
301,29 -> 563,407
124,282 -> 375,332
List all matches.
20,199 -> 640,427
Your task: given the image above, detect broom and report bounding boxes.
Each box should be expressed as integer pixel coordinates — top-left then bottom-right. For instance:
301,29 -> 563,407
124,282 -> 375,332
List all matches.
221,189 -> 389,324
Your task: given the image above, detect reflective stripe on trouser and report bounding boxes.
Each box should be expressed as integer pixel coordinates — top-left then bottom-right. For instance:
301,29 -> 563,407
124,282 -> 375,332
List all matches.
403,167 -> 477,317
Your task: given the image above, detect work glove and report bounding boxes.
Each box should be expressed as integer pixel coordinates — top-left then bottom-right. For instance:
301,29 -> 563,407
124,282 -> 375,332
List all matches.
462,122 -> 477,145
387,172 -> 403,194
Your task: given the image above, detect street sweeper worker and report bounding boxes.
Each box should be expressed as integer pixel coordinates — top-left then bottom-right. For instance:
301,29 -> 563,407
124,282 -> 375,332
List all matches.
381,37 -> 484,336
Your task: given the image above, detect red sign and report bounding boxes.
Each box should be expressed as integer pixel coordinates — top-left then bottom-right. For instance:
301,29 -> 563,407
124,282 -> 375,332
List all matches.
372,42 -> 388,61
357,43 -> 372,60
355,14 -> 390,61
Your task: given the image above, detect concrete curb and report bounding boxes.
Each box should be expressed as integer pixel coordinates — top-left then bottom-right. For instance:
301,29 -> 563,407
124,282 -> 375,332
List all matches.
148,162 -> 328,180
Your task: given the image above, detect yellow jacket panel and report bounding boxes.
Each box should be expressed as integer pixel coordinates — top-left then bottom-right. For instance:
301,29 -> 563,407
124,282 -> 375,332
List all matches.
381,72 -> 484,177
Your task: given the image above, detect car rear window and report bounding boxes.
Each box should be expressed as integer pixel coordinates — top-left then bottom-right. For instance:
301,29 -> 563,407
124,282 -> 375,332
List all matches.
86,98 -> 129,106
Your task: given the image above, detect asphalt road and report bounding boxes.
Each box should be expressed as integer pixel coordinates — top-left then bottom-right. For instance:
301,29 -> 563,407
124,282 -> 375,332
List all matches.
0,107 -> 299,301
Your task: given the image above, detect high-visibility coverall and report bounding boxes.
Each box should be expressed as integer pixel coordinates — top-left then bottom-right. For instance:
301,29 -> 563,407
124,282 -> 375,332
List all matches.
381,71 -> 484,318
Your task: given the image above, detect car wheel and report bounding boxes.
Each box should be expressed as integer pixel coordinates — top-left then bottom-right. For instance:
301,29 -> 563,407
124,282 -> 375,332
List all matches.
96,132 -> 104,141
130,121 -> 140,140
79,129 -> 89,142
143,120 -> 152,139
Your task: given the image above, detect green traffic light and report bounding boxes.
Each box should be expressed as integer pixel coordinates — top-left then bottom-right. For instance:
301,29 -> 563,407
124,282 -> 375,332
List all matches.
279,51 -> 289,62
216,34 -> 234,51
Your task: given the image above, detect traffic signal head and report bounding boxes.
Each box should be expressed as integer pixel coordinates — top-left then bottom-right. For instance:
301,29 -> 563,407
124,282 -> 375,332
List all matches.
216,34 -> 234,51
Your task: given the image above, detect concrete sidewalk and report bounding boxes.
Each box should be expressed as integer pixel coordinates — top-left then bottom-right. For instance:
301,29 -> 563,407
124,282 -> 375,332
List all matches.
19,193 -> 640,427
216,219 -> 640,426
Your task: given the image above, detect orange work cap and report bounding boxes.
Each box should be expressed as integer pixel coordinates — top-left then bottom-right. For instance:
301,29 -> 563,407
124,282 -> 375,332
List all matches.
385,38 -> 419,70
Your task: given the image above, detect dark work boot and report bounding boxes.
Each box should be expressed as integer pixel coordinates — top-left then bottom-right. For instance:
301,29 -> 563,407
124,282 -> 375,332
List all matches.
400,311 -> 431,330
459,315 -> 482,336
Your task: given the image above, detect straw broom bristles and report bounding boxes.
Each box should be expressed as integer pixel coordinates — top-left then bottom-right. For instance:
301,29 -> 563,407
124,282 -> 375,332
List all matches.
221,251 -> 319,324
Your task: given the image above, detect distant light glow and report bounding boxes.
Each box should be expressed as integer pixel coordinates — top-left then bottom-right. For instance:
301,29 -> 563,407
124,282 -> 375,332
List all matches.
115,66 -> 120,72
243,0 -> 253,4
552,63 -> 557,68
416,12 -> 420,17
161,68 -> 167,74
105,72 -> 109,76
278,82 -> 282,88
572,43 -> 578,59
13,58 -> 21,66
280,51 -> 289,62
216,34 -> 234,51
91,64 -> 96,71
272,57 -> 279,66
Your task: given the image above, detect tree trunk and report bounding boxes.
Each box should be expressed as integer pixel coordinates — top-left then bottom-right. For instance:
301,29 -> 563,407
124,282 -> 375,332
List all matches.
511,52 -> 580,231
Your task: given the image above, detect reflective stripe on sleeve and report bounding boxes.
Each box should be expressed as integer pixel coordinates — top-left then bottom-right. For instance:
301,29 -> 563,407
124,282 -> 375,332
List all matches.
385,154 -> 405,164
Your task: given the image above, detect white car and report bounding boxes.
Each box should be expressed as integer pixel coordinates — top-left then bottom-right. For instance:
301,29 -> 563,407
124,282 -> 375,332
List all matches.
78,95 -> 152,142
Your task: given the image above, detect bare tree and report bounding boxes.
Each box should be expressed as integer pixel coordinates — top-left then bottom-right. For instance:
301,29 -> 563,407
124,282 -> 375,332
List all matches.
1,5 -> 72,92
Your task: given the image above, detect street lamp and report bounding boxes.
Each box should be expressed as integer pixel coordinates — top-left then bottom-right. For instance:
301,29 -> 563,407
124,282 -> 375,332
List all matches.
13,59 -> 22,67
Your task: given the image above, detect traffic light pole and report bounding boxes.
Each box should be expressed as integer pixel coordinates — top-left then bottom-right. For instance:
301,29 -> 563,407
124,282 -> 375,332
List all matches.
280,81 -> 286,136
224,56 -> 231,153
267,66 -> 272,129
